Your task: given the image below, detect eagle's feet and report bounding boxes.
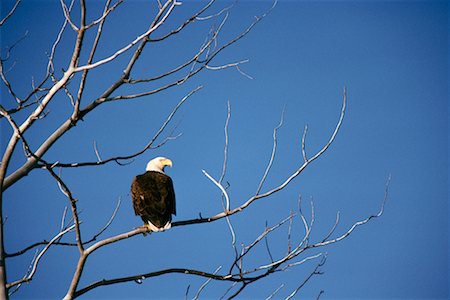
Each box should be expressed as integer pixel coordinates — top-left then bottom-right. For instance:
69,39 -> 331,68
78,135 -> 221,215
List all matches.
136,225 -> 152,236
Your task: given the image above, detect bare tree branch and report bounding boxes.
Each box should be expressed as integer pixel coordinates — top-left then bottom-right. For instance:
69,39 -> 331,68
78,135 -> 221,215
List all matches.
45,167 -> 84,253
265,284 -> 284,300
182,89 -> 346,227
6,224 -> 75,290
47,0 -> 75,76
73,0 -> 179,72
5,198 -> 121,258
42,85 -> 202,169
219,100 -> 231,185
149,0 -> 217,42
71,170 -> 389,298
84,0 -> 122,29
0,0 -> 21,26
256,106 -> 285,195
285,255 -> 326,300
192,266 -> 222,300
59,0 -> 79,31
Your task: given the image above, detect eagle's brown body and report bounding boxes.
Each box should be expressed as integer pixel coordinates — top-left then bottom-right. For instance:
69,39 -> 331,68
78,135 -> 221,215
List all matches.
131,171 -> 176,230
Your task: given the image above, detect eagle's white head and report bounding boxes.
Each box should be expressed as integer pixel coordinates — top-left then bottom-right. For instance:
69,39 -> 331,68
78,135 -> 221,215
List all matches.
146,157 -> 173,173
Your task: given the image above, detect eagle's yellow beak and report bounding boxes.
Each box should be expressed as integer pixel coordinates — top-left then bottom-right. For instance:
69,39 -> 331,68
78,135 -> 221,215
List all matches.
163,158 -> 173,168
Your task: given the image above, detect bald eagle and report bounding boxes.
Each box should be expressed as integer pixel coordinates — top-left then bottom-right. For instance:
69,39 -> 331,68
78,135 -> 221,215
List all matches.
131,157 -> 176,232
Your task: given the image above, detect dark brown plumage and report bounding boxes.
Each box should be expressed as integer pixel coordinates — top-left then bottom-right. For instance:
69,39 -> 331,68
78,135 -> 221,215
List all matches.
131,170 -> 176,231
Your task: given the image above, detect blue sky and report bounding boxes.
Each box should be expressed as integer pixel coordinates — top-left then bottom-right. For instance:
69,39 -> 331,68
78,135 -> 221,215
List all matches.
1,0 -> 448,299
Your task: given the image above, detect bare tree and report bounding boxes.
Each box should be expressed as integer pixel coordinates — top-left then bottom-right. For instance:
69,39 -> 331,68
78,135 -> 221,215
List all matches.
0,1 -> 388,299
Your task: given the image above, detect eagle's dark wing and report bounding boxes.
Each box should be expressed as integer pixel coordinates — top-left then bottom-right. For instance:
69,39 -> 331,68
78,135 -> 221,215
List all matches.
167,175 -> 176,215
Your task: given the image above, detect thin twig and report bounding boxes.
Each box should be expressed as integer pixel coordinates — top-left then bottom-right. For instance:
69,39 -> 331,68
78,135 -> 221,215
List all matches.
265,284 -> 284,300
321,211 -> 340,243
219,100 -> 231,185
85,0 -> 123,29
285,255 -> 326,300
195,2 -> 234,21
256,106 -> 285,195
0,0 -> 21,26
45,167 -> 84,253
202,170 -> 231,213
192,266 -> 222,300
89,197 -> 122,242
93,141 -> 102,162
59,0 -> 78,31
264,224 -> 274,263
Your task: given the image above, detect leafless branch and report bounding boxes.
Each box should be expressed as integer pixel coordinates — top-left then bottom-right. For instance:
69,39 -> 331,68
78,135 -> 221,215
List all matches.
59,0 -> 78,31
202,170 -> 231,213
195,2 -> 234,21
256,106 -> 285,195
285,255 -> 326,300
205,59 -> 250,71
85,0 -> 122,29
230,215 -> 293,274
0,30 -> 29,104
0,104 -> 43,165
66,171 -> 388,299
45,167 -> 84,253
89,197 -> 121,243
111,1 -> 274,101
5,198 -> 121,258
7,249 -> 37,297
265,284 -> 284,300
1,30 -> 28,64
111,11 -> 231,95
321,211 -> 340,243
44,86 -> 202,169
213,100 -> 239,258
236,65 -> 254,80
6,224 -> 75,290
0,0 -> 21,26
148,0 -> 217,42
47,0 -> 75,76
192,266 -> 222,300
219,100 -> 231,184
301,125 -> 308,162
178,89 -> 346,229
310,175 -> 390,248
73,0 -> 178,72
287,209 -> 293,254
93,141 -> 102,162
60,206 -> 69,232
72,0 -> 112,113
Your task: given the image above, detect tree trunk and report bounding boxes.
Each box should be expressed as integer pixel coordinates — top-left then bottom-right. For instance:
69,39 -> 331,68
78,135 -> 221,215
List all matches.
0,191 -> 8,300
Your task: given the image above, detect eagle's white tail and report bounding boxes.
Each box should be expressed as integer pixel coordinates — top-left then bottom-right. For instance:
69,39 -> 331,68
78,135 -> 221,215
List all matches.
147,221 -> 171,232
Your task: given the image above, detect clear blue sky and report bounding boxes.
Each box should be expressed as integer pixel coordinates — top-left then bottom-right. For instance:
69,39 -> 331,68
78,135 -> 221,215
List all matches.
1,0 -> 448,299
